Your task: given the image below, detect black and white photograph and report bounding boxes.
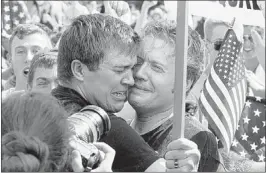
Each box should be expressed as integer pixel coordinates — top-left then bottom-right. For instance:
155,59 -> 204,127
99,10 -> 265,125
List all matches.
1,0 -> 265,172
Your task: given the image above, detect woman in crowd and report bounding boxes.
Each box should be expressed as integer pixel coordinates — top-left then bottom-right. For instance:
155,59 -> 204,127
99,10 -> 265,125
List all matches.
1,91 -> 115,172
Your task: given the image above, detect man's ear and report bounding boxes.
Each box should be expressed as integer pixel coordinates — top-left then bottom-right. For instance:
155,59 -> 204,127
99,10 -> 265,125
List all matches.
71,60 -> 86,81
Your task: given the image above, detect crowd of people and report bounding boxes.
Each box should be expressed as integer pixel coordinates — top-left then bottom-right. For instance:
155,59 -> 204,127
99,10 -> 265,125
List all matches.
1,0 -> 265,172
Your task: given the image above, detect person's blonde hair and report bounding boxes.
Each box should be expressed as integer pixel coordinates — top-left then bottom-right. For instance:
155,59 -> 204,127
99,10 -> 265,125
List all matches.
1,91 -> 71,171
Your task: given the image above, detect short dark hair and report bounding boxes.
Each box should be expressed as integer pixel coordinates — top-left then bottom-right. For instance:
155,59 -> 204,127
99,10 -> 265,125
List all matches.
143,20 -> 205,95
1,91 -> 70,171
27,49 -> 58,88
57,14 -> 140,82
9,23 -> 52,54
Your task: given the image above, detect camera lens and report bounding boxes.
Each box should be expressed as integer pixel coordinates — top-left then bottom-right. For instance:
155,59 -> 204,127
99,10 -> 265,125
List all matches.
68,105 -> 111,143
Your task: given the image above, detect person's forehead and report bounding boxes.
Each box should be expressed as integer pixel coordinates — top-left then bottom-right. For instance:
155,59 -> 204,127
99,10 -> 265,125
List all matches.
11,33 -> 51,50
243,26 -> 254,35
33,66 -> 57,80
210,25 -> 228,41
141,36 -> 174,62
104,49 -> 136,66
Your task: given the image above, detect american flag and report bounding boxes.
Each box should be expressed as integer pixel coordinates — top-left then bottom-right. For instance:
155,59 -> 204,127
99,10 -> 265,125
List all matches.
231,96 -> 265,162
199,28 -> 247,152
1,1 -> 27,37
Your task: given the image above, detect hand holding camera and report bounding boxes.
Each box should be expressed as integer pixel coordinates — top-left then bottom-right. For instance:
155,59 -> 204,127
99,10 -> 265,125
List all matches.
70,139 -> 115,172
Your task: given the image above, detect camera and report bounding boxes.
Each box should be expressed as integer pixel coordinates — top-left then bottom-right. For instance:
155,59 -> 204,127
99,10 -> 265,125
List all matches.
68,105 -> 111,169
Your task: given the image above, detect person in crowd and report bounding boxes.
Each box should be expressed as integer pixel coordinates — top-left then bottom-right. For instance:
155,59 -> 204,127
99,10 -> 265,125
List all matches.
2,23 -> 53,99
127,20 -> 224,172
27,49 -> 58,93
202,18 -> 265,98
242,25 -> 265,97
1,91 -> 116,172
52,13 -> 200,172
64,1 -> 89,25
134,1 -> 167,35
190,17 -> 265,171
147,2 -> 167,22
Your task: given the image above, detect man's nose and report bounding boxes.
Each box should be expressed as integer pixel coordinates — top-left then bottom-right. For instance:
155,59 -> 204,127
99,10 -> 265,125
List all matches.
134,63 -> 148,81
121,70 -> 134,86
25,51 -> 34,63
50,81 -> 58,90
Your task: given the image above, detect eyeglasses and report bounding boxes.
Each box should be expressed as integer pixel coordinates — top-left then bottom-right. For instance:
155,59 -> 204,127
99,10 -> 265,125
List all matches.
206,39 -> 224,51
243,35 -> 253,42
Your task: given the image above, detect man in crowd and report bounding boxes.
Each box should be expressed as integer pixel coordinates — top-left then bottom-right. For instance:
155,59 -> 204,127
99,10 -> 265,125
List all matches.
127,20 -> 224,172
2,23 -> 53,98
52,14 -> 200,172
27,49 -> 58,93
192,18 -> 265,171
203,19 -> 265,98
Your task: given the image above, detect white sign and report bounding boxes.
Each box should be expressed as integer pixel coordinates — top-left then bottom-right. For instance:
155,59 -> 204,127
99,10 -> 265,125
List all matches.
164,0 -> 265,27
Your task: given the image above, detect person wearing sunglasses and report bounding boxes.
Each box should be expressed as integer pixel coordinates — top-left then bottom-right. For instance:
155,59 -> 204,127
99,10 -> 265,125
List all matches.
189,19 -> 233,99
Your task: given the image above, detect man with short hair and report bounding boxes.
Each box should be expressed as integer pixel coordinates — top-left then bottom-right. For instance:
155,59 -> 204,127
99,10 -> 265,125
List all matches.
52,14 -> 200,172
27,49 -> 58,93
2,23 -> 53,98
127,21 -> 224,172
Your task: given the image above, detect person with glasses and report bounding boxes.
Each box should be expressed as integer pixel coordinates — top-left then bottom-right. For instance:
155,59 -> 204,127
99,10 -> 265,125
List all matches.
189,19 -> 234,99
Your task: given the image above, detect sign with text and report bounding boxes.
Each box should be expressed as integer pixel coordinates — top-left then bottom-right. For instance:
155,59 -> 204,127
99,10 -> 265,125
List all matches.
165,0 -> 265,27
189,0 -> 265,27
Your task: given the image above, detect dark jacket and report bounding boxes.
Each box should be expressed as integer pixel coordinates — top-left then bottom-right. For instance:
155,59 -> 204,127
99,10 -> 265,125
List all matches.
52,85 -> 160,172
141,103 -> 226,172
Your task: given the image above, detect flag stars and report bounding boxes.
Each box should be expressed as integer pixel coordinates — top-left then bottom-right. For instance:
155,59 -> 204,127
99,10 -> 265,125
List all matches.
19,12 -> 24,18
240,150 -> 247,157
223,75 -> 227,79
254,109 -> 261,117
5,24 -> 10,31
260,136 -> 265,145
4,15 -> 10,21
258,154 -> 265,162
241,133 -> 248,141
250,142 -> 258,151
12,5 -> 18,12
14,20 -> 19,26
4,6 -> 10,12
255,96 -> 262,102
252,126 -> 259,134
232,140 -> 238,147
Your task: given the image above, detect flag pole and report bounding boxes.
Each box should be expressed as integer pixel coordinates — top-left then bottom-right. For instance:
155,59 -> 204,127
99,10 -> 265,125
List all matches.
173,1 -> 188,139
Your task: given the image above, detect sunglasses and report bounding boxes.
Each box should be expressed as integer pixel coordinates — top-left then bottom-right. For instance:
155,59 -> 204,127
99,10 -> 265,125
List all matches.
243,35 -> 253,42
206,39 -> 224,51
